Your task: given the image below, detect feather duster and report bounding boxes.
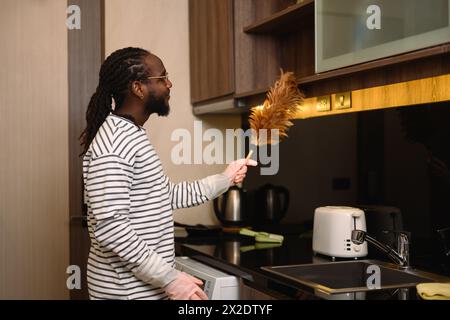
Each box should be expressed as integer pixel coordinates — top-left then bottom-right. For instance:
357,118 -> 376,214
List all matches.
248,70 -> 304,146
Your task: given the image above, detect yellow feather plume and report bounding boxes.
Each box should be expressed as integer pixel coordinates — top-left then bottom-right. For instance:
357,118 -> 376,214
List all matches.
249,70 -> 304,145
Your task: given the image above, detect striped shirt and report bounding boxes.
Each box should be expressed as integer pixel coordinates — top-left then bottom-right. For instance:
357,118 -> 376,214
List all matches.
82,113 -> 228,300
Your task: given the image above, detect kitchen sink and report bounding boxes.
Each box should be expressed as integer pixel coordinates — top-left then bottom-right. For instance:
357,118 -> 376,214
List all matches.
261,260 -> 449,294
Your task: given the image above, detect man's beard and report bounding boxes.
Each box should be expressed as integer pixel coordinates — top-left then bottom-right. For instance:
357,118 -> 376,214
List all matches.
144,92 -> 170,116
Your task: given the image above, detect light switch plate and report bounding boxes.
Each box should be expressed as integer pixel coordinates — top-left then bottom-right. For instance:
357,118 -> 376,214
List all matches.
316,95 -> 331,112
333,92 -> 352,110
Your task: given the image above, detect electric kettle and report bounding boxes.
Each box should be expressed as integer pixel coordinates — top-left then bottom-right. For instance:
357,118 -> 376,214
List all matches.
255,184 -> 289,225
213,185 -> 247,226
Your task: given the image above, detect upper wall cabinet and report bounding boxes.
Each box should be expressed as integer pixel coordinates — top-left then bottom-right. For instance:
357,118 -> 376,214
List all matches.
189,0 -> 298,113
189,0 -> 450,115
189,0 -> 235,104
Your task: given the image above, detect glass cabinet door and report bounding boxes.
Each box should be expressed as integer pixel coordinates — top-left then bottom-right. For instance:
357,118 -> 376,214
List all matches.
315,0 -> 450,73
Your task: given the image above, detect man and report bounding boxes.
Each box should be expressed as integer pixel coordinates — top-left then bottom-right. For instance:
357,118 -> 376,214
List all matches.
80,47 -> 256,300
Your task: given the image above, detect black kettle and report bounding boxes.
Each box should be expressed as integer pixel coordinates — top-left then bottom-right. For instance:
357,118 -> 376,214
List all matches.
213,185 -> 247,226
255,184 -> 289,225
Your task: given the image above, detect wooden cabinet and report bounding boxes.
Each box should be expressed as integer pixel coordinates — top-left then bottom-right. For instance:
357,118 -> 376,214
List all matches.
189,0 -> 450,115
189,0 -> 294,108
189,0 -> 235,104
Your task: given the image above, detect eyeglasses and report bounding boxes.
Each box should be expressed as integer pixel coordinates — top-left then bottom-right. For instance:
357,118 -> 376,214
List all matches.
147,73 -> 169,82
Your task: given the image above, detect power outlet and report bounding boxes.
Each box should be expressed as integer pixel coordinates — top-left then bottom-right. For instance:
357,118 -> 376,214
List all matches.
333,92 -> 352,110
316,95 -> 331,112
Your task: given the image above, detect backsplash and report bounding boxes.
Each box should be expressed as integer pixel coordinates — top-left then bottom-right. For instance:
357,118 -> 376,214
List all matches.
243,102 -> 450,268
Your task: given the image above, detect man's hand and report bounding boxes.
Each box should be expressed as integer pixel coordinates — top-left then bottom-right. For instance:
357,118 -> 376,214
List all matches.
164,271 -> 208,300
223,158 -> 258,185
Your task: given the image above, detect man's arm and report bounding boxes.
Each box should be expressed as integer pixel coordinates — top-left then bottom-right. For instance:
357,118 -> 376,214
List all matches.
85,154 -> 177,288
164,159 -> 258,210
163,173 -> 231,210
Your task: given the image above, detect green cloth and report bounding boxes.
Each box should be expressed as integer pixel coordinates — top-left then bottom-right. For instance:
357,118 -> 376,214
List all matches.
239,228 -> 284,243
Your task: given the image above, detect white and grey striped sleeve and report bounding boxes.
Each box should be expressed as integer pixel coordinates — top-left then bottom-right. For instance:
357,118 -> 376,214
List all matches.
165,173 -> 232,210
86,154 -> 178,288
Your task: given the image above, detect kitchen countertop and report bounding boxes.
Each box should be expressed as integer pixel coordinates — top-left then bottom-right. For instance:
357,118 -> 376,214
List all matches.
175,225 -> 450,300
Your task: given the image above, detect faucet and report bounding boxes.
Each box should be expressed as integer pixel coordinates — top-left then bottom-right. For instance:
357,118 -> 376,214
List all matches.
351,229 -> 411,269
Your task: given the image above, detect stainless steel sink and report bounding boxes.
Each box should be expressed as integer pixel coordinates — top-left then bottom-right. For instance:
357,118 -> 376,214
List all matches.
261,260 -> 450,294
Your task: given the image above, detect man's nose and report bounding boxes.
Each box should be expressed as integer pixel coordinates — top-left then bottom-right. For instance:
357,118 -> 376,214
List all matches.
166,79 -> 173,89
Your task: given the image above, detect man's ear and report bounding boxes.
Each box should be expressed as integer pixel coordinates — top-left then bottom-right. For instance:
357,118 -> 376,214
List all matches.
131,81 -> 145,100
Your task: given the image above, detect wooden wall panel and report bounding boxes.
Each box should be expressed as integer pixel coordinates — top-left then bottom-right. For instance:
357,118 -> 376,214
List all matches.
0,0 -> 69,299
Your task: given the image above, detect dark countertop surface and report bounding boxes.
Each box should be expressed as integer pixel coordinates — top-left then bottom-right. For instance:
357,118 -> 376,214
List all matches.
175,224 -> 450,300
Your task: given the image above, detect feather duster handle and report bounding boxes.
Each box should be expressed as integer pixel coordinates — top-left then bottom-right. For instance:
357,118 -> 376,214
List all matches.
248,70 -> 304,146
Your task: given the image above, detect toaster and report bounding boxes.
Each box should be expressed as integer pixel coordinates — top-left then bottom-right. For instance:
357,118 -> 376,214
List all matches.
313,206 -> 368,259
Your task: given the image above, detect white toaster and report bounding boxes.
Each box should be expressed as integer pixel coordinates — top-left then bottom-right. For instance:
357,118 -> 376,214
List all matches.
313,206 -> 368,259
